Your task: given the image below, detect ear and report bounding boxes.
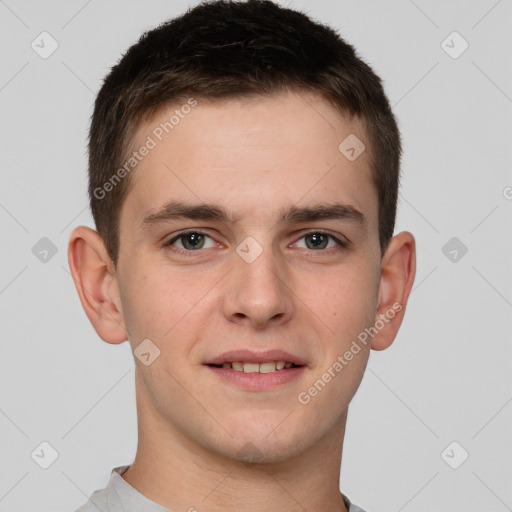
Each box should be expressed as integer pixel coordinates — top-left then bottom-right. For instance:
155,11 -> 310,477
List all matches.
67,226 -> 128,344
371,231 -> 416,351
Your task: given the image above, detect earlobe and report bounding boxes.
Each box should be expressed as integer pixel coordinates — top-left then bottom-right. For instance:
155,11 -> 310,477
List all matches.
371,231 -> 416,351
67,226 -> 128,344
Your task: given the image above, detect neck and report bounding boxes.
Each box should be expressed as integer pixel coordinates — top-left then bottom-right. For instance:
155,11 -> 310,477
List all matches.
122,372 -> 350,512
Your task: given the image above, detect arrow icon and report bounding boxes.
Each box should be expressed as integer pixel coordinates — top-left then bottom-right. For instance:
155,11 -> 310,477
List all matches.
442,237 -> 467,263
31,31 -> 59,59
236,236 -> 263,263
441,32 -> 468,59
339,134 -> 365,161
135,339 -> 161,365
32,237 -> 58,262
440,441 -> 469,469
35,449 -> 45,458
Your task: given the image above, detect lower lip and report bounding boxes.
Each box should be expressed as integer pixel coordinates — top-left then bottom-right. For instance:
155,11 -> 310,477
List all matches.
205,365 -> 307,391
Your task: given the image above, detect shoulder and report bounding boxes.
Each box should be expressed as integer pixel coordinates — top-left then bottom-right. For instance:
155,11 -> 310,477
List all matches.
73,465 -> 130,512
343,492 -> 370,512
73,485 -> 112,512
349,504 -> 370,512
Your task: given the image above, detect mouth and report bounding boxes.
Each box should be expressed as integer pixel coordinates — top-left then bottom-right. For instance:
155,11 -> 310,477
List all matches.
204,350 -> 307,391
207,360 -> 301,373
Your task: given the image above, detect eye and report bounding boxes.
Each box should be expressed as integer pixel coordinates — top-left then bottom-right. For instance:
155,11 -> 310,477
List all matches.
164,230 -> 217,253
163,229 -> 349,256
294,231 -> 348,251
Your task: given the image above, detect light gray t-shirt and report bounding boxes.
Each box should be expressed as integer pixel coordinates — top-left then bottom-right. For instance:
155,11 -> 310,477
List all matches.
74,465 -> 369,512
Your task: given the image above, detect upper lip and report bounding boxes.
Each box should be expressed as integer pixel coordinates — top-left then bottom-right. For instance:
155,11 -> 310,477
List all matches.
205,349 -> 307,366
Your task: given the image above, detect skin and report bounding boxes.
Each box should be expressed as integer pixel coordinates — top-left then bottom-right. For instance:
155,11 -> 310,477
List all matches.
68,90 -> 415,512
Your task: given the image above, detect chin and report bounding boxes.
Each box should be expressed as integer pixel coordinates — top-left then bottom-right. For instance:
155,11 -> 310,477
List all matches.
222,423 -> 314,465
233,442 -> 305,465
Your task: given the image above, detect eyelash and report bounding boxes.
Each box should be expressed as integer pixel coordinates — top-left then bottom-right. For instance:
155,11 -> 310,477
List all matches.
162,229 -> 349,257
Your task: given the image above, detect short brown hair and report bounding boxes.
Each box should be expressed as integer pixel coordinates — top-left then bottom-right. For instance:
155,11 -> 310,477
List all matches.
88,0 -> 401,266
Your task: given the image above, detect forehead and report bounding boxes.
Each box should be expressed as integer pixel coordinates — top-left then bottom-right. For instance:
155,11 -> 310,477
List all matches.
121,90 -> 377,230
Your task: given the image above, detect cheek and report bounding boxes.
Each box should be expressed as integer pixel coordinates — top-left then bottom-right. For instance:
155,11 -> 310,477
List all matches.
300,260 -> 380,333
117,265 -> 171,342
120,262 -> 214,347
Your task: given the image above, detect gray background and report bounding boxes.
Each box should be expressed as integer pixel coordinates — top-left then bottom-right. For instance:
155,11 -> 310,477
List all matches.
1,1 -> 511,511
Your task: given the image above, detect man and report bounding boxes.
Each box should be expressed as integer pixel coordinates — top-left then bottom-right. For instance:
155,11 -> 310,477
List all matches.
69,1 -> 416,510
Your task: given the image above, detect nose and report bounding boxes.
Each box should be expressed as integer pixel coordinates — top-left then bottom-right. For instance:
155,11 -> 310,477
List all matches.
222,241 -> 294,330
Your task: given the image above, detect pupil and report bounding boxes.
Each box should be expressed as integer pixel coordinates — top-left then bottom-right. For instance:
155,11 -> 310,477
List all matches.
184,233 -> 204,249
307,233 -> 327,249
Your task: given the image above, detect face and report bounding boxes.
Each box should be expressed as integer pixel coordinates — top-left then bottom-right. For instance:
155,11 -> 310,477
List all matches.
113,90 -> 383,463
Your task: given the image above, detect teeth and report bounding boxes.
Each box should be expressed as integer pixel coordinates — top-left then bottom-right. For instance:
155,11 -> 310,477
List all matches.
218,360 -> 297,373
243,363 -> 260,373
232,361 -> 244,371
259,362 -> 276,373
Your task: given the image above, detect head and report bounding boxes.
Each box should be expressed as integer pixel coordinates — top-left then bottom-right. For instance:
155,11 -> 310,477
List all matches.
69,0 -> 415,464
88,0 -> 402,266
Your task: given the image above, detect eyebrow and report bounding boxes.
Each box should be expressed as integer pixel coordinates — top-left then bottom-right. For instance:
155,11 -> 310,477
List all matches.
140,200 -> 367,230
